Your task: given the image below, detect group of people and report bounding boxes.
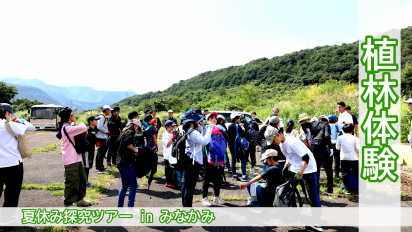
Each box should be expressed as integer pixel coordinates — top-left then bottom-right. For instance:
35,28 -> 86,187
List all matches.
0,100 -> 361,213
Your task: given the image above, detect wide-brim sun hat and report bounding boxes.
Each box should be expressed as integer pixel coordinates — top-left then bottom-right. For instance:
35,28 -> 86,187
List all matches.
404,98 -> 412,104
184,109 -> 202,123
230,112 -> 242,120
298,113 -> 310,122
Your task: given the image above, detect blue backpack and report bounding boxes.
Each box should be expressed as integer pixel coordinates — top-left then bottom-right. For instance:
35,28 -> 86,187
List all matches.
208,134 -> 227,167
235,124 -> 249,154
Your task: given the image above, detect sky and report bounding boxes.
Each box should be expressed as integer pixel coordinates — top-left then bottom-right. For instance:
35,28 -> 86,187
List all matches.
0,0 -> 411,95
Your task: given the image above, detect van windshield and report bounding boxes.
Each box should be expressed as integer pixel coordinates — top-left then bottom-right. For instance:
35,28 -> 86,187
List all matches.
31,107 -> 55,119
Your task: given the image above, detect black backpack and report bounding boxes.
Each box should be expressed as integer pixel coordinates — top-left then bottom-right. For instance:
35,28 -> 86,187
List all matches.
63,126 -> 89,155
273,180 -> 304,207
169,129 -> 195,172
301,121 -> 326,151
257,125 -> 268,142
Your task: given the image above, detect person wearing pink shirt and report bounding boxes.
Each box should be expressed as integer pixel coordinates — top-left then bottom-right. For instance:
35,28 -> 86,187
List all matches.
56,107 -> 91,207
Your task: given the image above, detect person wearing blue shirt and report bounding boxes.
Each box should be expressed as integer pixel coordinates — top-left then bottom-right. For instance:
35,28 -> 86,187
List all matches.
240,149 -> 285,207
329,114 -> 343,179
143,114 -> 158,153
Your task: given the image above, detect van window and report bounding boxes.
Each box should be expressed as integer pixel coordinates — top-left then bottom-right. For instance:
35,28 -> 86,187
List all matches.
220,113 -> 232,122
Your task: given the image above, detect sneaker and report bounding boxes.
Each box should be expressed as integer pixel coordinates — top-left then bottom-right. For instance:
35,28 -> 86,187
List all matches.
307,224 -> 323,231
86,183 -> 93,188
65,204 -> 76,208
165,183 -> 170,187
169,184 -> 176,188
213,196 -> 225,205
323,190 -> 333,196
202,197 -> 212,207
241,176 -> 251,182
98,169 -> 106,174
241,201 -> 254,207
344,189 -> 351,195
76,199 -> 92,206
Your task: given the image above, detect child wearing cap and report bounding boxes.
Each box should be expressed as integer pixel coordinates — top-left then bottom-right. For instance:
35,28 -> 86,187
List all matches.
162,120 -> 178,188
239,149 -> 285,207
272,130 -> 321,209
82,116 -> 99,187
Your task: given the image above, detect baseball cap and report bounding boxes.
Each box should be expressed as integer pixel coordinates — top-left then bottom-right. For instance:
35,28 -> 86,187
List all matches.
128,111 -> 141,119
0,103 -> 17,118
261,149 -> 279,162
404,98 -> 412,104
206,112 -> 218,120
144,109 -> 150,114
184,109 -> 202,123
328,114 -> 338,121
144,114 -> 153,123
129,119 -> 142,128
230,112 -> 242,120
264,125 -> 279,146
112,106 -> 120,111
165,120 -> 177,127
318,115 -> 328,121
102,105 -> 112,111
168,110 -> 173,113
87,116 -> 101,123
269,116 -> 280,127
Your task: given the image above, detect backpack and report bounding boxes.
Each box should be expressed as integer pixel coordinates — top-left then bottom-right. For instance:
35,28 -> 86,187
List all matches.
258,125 -> 268,142
235,124 -> 249,153
208,134 -> 227,167
171,169 -> 183,187
134,146 -> 158,178
247,127 -> 259,147
63,126 -> 89,155
300,121 -> 326,152
273,180 -> 304,207
5,122 -> 33,159
169,128 -> 195,172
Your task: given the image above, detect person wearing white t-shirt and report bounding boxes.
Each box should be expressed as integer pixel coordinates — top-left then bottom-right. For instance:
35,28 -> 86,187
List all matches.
271,128 -> 321,209
336,124 -> 360,195
0,103 -> 36,207
162,120 -> 178,188
335,101 -> 353,125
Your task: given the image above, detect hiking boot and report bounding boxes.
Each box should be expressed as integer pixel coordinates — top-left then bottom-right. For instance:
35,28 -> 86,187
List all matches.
76,199 -> 92,206
324,190 -> 333,196
307,224 -> 323,231
213,196 -> 225,205
202,197 -> 212,207
241,176 -> 251,182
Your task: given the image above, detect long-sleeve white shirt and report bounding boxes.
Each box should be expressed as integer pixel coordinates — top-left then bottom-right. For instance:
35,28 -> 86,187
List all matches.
336,134 -> 359,161
185,126 -> 213,165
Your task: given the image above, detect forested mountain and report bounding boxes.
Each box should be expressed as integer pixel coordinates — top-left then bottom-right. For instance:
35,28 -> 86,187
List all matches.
12,85 -> 62,105
116,26 -> 412,112
1,77 -> 138,111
